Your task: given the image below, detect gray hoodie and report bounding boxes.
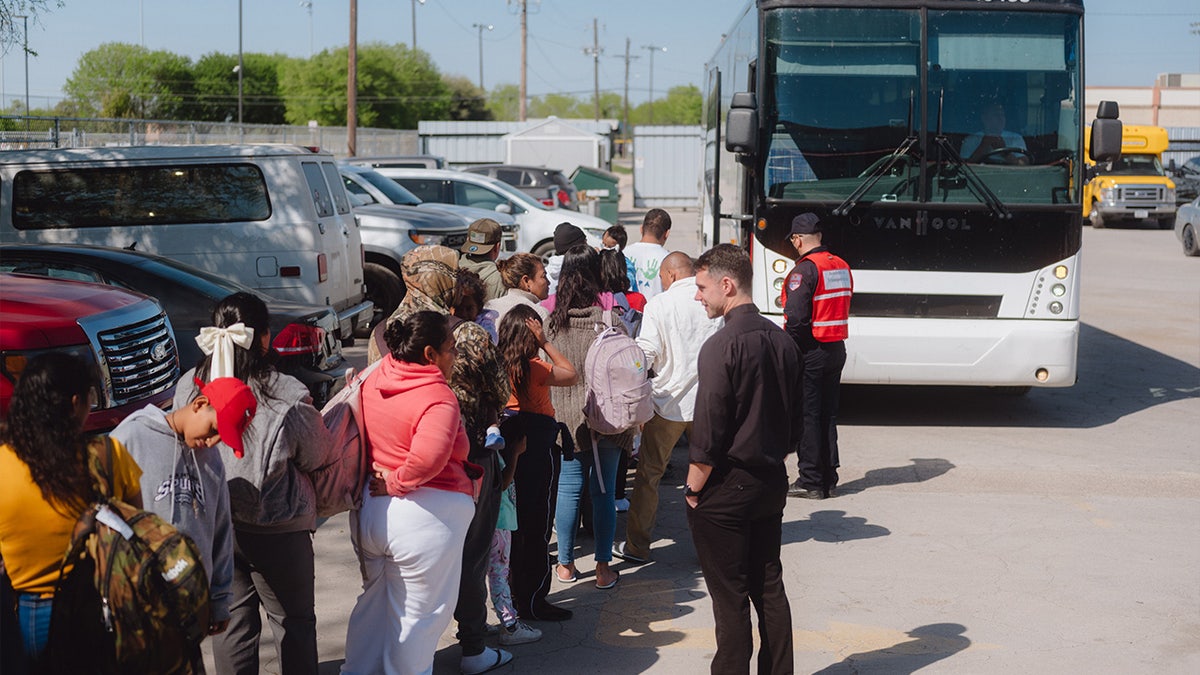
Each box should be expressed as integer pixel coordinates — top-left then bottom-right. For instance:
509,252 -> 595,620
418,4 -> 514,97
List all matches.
174,368 -> 334,534
110,405 -> 234,622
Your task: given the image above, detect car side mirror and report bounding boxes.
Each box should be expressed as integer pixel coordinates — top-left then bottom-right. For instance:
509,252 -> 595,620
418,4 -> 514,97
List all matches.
495,203 -> 513,215
347,193 -> 371,207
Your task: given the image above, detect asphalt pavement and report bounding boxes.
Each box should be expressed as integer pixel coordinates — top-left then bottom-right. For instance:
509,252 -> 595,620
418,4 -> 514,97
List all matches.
207,224 -> 1200,674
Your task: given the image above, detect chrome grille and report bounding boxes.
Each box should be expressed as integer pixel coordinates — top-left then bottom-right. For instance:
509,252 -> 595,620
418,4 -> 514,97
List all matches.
1118,185 -> 1164,203
96,311 -> 179,405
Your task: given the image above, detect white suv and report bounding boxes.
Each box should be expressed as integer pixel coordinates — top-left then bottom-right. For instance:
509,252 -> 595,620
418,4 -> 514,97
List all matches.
358,166 -> 609,258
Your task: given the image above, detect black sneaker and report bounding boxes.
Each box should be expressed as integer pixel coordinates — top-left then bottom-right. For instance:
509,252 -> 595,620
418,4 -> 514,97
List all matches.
788,480 -> 825,499
613,542 -> 649,565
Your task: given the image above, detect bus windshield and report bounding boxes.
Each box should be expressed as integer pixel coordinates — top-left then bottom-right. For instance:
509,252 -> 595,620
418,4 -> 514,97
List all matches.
1094,154 -> 1165,177
763,7 -> 1082,207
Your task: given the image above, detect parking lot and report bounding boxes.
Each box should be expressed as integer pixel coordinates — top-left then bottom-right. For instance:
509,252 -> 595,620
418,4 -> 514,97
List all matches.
212,223 -> 1199,674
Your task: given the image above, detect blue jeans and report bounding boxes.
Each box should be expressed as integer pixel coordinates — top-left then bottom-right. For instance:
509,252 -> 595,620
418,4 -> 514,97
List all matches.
556,436 -> 620,565
17,593 -> 53,666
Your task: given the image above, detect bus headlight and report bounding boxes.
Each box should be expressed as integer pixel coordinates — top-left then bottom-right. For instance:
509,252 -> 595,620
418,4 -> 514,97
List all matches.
773,278 -> 785,291
1051,284 -> 1066,297
1099,187 -> 1113,203
1048,301 -> 1064,314
1054,265 -> 1068,279
772,259 -> 789,273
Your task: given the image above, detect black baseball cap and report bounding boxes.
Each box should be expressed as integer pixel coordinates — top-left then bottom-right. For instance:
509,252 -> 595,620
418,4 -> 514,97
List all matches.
789,213 -> 822,236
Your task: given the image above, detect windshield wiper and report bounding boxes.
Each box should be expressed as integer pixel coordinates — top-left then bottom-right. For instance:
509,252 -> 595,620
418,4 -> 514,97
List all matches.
932,88 -> 1011,220
834,92 -> 918,217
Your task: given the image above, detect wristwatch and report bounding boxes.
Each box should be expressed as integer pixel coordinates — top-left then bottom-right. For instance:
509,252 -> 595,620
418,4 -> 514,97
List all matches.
684,484 -> 702,497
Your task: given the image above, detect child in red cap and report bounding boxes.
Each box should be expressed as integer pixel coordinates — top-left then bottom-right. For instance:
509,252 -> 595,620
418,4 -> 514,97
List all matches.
111,376 -> 257,643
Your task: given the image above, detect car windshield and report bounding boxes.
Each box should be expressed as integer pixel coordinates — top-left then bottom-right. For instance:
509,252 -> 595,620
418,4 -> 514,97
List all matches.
358,170 -> 423,205
1095,154 -> 1164,177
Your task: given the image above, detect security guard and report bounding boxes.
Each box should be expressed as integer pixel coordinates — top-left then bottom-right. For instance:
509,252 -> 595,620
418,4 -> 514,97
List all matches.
782,213 -> 852,499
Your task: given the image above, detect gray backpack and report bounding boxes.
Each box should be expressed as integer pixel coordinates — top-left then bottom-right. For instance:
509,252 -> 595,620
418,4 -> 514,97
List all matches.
582,311 -> 653,491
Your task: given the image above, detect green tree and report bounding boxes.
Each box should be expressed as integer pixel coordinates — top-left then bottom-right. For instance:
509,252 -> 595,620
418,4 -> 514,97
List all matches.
281,43 -> 449,129
632,84 -> 702,126
529,92 -> 580,119
192,52 -> 289,124
486,83 -> 521,121
64,43 -> 194,119
442,75 -> 492,121
1,1 -> 62,52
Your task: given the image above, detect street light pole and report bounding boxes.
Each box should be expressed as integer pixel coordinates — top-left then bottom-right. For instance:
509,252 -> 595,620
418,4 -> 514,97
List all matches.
16,14 -> 28,126
641,44 -> 666,125
471,23 -> 493,91
237,0 -> 244,139
411,0 -> 425,51
300,1 -> 314,56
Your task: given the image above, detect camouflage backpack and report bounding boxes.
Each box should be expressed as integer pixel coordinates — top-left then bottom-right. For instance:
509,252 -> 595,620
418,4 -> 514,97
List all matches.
47,436 -> 211,674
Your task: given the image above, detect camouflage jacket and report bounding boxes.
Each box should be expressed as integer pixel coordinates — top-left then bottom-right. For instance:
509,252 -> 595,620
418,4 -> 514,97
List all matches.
370,289 -> 510,451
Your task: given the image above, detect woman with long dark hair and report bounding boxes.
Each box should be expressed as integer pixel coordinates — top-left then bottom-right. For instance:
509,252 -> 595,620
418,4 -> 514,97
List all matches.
496,304 -> 577,624
342,311 -> 480,675
541,245 -> 634,591
174,291 -> 333,675
486,252 -> 551,328
0,353 -> 143,671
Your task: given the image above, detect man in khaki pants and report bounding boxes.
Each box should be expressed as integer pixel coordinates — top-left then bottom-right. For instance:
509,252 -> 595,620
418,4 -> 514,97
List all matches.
614,252 -> 722,564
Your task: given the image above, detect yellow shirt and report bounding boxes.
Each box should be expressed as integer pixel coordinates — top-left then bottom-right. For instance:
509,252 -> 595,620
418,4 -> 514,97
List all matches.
0,438 -> 142,595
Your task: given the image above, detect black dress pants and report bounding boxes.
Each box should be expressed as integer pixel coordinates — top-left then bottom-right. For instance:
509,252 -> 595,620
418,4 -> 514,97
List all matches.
687,466 -> 793,675
454,448 -> 500,657
796,341 -> 846,491
509,413 -> 559,615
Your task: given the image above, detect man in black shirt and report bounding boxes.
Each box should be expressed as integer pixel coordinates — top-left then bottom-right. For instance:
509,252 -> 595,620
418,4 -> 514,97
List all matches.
686,244 -> 801,674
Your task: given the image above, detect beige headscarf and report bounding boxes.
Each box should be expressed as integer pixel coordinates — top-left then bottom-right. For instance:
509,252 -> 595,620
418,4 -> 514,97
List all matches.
401,245 -> 459,309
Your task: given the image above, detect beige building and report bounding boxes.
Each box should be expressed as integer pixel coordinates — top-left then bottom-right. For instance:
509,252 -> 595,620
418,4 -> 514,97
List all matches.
1085,73 -> 1200,127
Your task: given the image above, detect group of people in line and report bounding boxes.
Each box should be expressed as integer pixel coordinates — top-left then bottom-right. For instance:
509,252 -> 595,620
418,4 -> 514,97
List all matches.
1,205 -> 853,675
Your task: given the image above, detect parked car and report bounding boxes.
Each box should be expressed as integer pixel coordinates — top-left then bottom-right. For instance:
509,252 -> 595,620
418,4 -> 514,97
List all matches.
352,155 -> 447,170
340,164 -> 519,253
0,145 -> 372,343
1168,156 -> 1200,205
1,272 -> 178,432
0,244 -> 350,406
1174,197 -> 1200,257
359,167 -> 608,258
463,164 -> 581,211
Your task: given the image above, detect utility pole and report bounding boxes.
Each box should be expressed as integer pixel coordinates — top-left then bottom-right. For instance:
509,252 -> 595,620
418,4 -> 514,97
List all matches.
237,1 -> 244,139
411,0 -> 425,51
615,38 -> 639,140
472,23 -> 493,91
348,0 -> 358,156
642,44 -> 666,125
519,0 -> 527,121
582,18 -> 602,121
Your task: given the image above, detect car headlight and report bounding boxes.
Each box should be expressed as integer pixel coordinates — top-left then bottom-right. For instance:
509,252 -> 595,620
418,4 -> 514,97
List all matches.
1099,187 -> 1113,202
1166,188 -> 1176,203
408,232 -> 446,245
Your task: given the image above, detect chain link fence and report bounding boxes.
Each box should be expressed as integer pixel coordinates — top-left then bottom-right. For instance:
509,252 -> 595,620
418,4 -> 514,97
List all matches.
0,115 -> 418,158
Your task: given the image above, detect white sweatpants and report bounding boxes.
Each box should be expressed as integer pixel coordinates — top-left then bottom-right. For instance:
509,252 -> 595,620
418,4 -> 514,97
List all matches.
342,486 -> 475,675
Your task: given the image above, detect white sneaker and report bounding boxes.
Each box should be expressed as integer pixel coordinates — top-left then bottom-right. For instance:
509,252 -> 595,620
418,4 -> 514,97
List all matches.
614,497 -> 630,513
498,620 -> 543,646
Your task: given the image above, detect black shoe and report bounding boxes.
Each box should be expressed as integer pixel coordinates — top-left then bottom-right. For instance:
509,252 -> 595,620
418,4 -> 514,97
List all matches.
526,601 -> 573,622
824,486 -> 838,498
788,480 -> 825,499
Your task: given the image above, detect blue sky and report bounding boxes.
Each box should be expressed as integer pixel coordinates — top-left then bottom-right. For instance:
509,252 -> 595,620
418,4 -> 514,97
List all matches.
2,0 -> 1198,111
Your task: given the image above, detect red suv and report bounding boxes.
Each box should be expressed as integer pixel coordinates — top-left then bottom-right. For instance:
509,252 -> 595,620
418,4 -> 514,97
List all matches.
0,273 -> 179,432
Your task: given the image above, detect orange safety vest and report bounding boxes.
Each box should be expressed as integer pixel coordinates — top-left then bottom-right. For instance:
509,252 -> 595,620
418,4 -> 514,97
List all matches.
782,250 -> 852,342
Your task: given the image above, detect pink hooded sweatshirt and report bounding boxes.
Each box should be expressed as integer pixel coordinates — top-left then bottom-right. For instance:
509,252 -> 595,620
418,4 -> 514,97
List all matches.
361,355 -> 473,497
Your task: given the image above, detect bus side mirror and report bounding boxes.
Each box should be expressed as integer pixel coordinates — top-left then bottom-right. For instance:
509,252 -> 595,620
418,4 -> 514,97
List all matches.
725,92 -> 758,156
1089,100 -> 1122,163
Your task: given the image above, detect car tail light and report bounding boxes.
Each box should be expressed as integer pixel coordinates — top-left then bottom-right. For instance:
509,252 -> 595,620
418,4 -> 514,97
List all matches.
273,323 -> 325,356
540,197 -> 555,207
557,189 -> 571,206
318,253 -> 328,282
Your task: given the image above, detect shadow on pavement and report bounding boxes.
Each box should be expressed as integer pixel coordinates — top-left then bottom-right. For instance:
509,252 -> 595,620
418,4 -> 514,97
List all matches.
836,458 -> 955,495
784,510 -> 891,545
811,622 -> 971,674
839,323 -> 1198,429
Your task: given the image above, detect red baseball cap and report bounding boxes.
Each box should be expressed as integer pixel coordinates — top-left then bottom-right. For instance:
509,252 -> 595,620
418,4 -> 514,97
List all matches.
198,377 -> 257,458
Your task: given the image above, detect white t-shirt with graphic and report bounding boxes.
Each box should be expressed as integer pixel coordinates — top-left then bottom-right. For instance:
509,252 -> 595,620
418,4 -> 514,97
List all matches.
623,241 -> 670,299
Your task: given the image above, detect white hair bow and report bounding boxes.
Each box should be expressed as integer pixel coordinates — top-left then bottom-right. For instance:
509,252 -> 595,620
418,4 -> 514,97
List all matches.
195,322 -> 256,381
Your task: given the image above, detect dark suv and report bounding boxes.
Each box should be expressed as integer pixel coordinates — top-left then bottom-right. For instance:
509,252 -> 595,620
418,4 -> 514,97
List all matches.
1169,156 -> 1200,205
463,165 -> 580,211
